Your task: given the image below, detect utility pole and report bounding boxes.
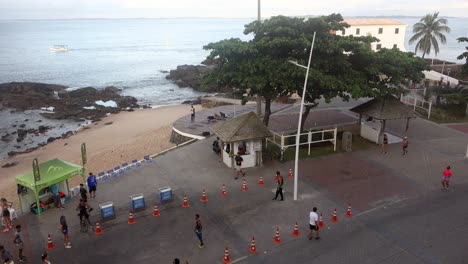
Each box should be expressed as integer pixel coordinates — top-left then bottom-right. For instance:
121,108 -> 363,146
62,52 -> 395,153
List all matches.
256,0 -> 262,117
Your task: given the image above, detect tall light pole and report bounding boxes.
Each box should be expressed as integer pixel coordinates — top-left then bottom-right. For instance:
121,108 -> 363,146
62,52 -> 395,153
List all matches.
289,32 -> 316,201
256,0 -> 262,117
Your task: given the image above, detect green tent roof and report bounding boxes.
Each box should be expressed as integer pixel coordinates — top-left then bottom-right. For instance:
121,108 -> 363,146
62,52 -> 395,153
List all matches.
16,159 -> 83,191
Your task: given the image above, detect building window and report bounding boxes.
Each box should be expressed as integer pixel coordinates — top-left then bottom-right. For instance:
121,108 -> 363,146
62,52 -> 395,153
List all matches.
393,44 -> 397,49
356,28 -> 360,35
376,44 -> 382,50
342,29 -> 345,36
378,28 -> 383,34
395,28 -> 399,34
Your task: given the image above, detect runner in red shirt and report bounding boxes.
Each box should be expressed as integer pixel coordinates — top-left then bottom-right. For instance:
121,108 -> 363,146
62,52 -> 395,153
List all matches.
402,136 -> 409,155
441,166 -> 452,190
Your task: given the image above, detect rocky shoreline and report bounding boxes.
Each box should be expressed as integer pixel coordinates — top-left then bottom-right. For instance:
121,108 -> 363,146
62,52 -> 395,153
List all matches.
0,82 -> 140,160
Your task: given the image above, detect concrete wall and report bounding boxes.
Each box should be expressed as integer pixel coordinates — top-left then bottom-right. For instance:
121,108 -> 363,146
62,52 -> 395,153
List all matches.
336,24 -> 406,51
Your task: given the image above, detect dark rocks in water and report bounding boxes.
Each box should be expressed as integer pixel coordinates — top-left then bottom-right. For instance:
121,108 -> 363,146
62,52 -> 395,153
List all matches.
37,120 -> 42,123
0,82 -> 139,123
16,129 -> 28,142
12,124 -> 16,128
141,105 -> 151,109
19,124 -> 26,128
104,122 -> 113,126
1,133 -> 12,142
166,64 -> 218,92
181,97 -> 202,105
61,131 -> 73,139
38,125 -> 50,133
2,161 -> 18,168
47,137 -> 58,143
160,70 -> 169,73
64,143 -> 68,146
24,119 -> 29,122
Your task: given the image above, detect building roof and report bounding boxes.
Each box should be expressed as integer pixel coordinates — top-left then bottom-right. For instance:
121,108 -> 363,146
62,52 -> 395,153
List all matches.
210,112 -> 272,143
344,18 -> 406,26
349,96 -> 416,120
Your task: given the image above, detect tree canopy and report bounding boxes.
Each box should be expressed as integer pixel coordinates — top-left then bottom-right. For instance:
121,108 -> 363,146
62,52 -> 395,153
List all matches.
203,14 -> 428,127
409,12 -> 451,58
457,37 -> 468,75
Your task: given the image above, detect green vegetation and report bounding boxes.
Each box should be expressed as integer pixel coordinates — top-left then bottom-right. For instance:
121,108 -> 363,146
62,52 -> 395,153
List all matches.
457,37 -> 468,75
409,12 -> 451,58
421,85 -> 468,123
204,14 -> 427,127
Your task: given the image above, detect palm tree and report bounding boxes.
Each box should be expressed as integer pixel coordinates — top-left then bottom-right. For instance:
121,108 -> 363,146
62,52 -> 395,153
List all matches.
409,12 -> 451,58
457,37 -> 468,74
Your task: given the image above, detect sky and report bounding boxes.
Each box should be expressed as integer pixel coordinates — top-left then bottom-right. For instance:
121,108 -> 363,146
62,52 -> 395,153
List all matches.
0,0 -> 467,20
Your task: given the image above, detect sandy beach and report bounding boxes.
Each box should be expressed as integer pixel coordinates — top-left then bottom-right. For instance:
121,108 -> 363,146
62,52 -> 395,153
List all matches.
0,104 -> 202,210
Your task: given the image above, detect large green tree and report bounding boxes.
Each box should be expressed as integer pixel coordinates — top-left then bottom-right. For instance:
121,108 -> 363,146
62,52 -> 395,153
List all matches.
457,37 -> 468,75
409,12 -> 451,58
204,14 -> 428,128
204,14 -> 376,126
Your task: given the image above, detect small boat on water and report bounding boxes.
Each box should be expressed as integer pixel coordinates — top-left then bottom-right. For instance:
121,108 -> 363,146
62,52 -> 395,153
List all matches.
49,45 -> 68,52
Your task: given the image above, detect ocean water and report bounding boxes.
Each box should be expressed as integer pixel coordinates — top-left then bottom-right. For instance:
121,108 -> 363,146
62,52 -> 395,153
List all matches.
0,17 -> 466,106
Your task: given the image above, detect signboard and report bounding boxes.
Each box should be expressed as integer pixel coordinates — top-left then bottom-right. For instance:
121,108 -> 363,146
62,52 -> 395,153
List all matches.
159,186 -> 172,204
129,194 -> 145,212
99,202 -> 116,222
33,158 -> 40,182
81,143 -> 87,165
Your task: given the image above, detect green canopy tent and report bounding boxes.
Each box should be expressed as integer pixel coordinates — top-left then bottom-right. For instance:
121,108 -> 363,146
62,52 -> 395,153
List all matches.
16,159 -> 84,215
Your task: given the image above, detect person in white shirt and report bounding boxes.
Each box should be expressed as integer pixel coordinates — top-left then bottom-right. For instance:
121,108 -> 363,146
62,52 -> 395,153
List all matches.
309,207 -> 320,240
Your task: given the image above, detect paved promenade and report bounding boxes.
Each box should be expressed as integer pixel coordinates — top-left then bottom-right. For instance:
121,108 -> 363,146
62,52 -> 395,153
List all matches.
2,107 -> 468,263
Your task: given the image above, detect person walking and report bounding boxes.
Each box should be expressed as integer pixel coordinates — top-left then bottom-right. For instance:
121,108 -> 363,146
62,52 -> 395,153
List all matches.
60,216 -> 71,249
50,184 -> 63,209
402,136 -> 409,155
79,183 -> 88,202
41,252 -> 51,264
272,172 -> 284,201
194,214 -> 204,248
308,207 -> 320,240
190,105 -> 195,122
441,166 -> 452,190
173,258 -> 180,264
234,153 -> 245,180
381,134 -> 388,154
13,225 -> 27,262
1,198 -> 13,233
0,245 -> 13,264
87,173 -> 97,199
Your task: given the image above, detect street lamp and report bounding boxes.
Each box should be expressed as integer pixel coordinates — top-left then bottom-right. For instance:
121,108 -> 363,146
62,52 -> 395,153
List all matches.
288,32 -> 316,201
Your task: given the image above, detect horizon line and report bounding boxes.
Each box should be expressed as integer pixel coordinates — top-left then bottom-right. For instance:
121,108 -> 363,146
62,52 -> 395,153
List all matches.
1,14 -> 467,21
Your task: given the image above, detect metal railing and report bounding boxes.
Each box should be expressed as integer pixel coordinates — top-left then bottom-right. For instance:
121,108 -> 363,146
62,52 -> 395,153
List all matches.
400,94 -> 432,119
266,127 -> 337,159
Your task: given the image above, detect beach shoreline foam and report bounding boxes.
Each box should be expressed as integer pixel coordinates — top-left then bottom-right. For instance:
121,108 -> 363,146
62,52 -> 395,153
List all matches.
0,104 -> 202,211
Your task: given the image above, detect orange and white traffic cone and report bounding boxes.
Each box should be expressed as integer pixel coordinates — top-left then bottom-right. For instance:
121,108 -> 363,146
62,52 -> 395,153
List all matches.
292,222 -> 299,237
221,184 -> 227,197
128,211 -> 136,224
153,204 -> 160,217
47,234 -> 55,250
95,222 -> 103,235
346,204 -> 352,218
223,246 -> 231,263
182,194 -> 190,208
318,213 -> 325,228
241,179 -> 248,192
288,168 -> 293,178
273,227 -> 281,244
331,208 -> 338,223
249,236 -> 257,254
200,189 -> 208,203
258,176 -> 264,186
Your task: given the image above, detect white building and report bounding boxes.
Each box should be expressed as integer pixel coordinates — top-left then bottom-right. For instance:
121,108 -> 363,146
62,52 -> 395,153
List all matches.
335,19 -> 406,52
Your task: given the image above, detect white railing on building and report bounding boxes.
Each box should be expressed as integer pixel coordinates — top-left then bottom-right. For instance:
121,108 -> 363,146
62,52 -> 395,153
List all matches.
266,127 -> 337,159
400,94 -> 432,119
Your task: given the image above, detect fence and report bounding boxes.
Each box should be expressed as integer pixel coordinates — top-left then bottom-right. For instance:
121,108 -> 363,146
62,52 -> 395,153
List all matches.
266,127 -> 337,160
400,94 -> 432,119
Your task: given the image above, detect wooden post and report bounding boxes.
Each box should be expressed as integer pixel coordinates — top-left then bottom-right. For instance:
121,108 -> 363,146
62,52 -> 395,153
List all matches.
308,131 -> 312,155
428,101 -> 432,119
405,118 -> 410,132
333,126 -> 338,151
379,119 -> 386,144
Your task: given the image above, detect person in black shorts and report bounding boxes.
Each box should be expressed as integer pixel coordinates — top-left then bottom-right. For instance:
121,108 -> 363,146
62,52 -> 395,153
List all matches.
308,207 -> 320,240
76,199 -> 93,230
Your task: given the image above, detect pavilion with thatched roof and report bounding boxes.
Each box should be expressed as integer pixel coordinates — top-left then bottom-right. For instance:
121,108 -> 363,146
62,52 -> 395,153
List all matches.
211,112 -> 272,168
350,95 -> 416,144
